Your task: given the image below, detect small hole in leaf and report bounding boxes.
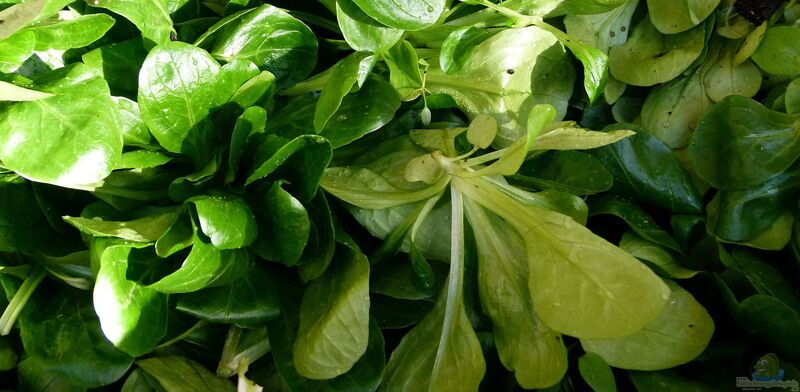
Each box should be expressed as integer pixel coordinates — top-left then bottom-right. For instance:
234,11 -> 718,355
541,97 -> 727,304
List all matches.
689,324 -> 694,328
506,69 -> 515,75
621,26 -> 627,32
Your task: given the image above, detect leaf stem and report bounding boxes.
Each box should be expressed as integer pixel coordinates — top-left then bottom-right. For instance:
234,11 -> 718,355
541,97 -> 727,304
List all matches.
0,265 -> 46,336
154,320 -> 207,350
432,185 -> 464,370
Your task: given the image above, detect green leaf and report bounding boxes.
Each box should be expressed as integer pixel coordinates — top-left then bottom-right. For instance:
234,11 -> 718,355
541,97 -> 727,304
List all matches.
207,4 -> 318,88
138,42 -> 221,160
137,356 -> 235,392
63,210 -> 177,243
582,281 -> 714,370
578,352 -> 616,392
564,0 -> 638,53
469,104 -> 556,177
619,232 -> 699,280
186,194 -> 257,249
453,176 -> 670,339
0,80 -> 51,101
591,124 -> 702,213
115,150 -> 172,170
689,95 -> 800,190
20,287 -> 133,387
113,96 -> 152,147
249,182 -> 310,266
147,235 -> 253,293
439,26 -> 492,75
537,23 -> 608,104
609,17 -> 706,86
464,199 -> 567,389
646,0 -> 719,34
0,30 -> 34,73
175,264 -> 280,327
703,40 -> 762,103
383,40 -> 423,101
321,136 -> 450,209
94,246 -> 168,357
27,14 -> 115,51
639,63 -> 712,149
427,26 -> 574,147
294,245 -> 370,379
336,0 -> 403,53
155,211 -> 193,258
351,0 -> 444,31
269,300 -> 385,392
92,0 -> 174,47
752,26 -> 800,75
314,52 -> 371,131
0,76 -> 122,187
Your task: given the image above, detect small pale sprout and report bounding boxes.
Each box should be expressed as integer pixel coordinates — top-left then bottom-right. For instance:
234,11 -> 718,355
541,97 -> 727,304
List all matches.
420,106 -> 432,126
405,153 -> 442,184
467,114 -> 497,149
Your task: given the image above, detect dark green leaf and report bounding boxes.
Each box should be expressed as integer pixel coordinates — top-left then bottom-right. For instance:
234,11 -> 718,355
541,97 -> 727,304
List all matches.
578,352 -> 616,392
175,264 -> 280,327
20,287 -> 133,387
591,124 -> 702,213
706,164 -> 800,244
249,182 -> 310,266
314,52 -> 371,131
512,150 -> 613,196
589,194 -> 681,251
689,95 -> 800,190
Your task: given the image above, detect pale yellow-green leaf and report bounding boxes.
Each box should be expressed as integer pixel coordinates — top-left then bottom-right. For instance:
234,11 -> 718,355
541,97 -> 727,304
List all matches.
466,114 -> 497,149
581,281 -> 714,370
453,176 -> 670,339
465,199 -> 566,389
0,81 -> 52,101
405,154 -> 444,184
533,128 -> 634,151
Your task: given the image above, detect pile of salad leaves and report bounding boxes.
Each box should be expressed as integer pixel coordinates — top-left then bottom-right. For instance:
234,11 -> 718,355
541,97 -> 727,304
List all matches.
0,0 -> 799,390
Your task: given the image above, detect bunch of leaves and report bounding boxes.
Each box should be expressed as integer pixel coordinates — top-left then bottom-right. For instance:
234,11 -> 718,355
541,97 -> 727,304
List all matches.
0,0 -> 797,391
